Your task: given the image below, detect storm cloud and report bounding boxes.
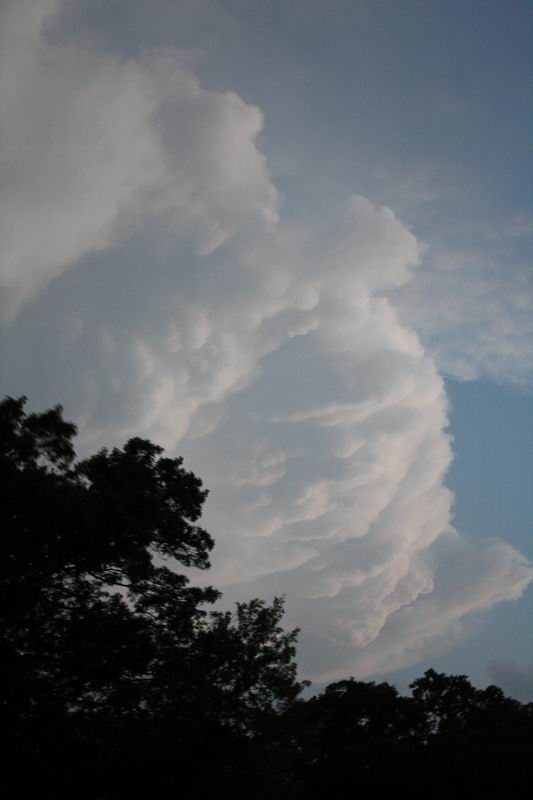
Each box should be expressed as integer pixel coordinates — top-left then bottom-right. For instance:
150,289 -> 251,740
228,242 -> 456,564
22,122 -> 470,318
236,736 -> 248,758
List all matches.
1,0 -> 531,680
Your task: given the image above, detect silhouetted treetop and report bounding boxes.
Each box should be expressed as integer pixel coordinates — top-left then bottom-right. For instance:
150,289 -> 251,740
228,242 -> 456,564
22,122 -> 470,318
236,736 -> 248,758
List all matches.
1,395 -> 307,799
2,395 -> 532,799
1,396 -> 214,595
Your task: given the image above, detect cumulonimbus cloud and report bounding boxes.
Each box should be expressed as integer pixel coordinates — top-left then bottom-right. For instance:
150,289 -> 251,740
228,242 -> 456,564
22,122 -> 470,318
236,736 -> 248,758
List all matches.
1,0 -> 531,680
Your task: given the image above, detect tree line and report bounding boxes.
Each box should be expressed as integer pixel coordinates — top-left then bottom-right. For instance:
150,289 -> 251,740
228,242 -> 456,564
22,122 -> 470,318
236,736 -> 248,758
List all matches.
1,396 -> 532,798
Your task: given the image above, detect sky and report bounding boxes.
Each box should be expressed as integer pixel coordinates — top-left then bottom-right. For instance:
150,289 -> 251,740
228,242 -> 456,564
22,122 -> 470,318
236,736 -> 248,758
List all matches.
1,0 -> 532,698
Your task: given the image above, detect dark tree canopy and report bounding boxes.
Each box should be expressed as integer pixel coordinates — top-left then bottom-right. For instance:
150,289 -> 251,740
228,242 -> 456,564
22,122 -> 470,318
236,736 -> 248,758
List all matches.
0,396 -> 305,798
2,396 -> 532,799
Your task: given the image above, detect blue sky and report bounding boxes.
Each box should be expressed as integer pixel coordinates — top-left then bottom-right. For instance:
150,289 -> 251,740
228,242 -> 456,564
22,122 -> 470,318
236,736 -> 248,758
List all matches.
1,0 -> 531,697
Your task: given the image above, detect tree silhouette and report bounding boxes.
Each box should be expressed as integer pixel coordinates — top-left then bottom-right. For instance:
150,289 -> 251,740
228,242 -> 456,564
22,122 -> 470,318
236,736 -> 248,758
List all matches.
2,396 -> 532,799
408,669 -> 533,790
0,396 -> 305,798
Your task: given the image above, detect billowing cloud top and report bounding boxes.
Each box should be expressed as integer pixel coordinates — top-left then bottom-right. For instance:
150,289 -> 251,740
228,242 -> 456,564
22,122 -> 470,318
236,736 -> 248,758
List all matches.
1,0 -> 531,680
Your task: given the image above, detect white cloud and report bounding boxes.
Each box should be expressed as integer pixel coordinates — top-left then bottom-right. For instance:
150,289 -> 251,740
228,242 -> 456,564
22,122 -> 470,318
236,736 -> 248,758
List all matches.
0,1 -> 164,318
1,0 -> 531,681
0,0 -> 277,319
